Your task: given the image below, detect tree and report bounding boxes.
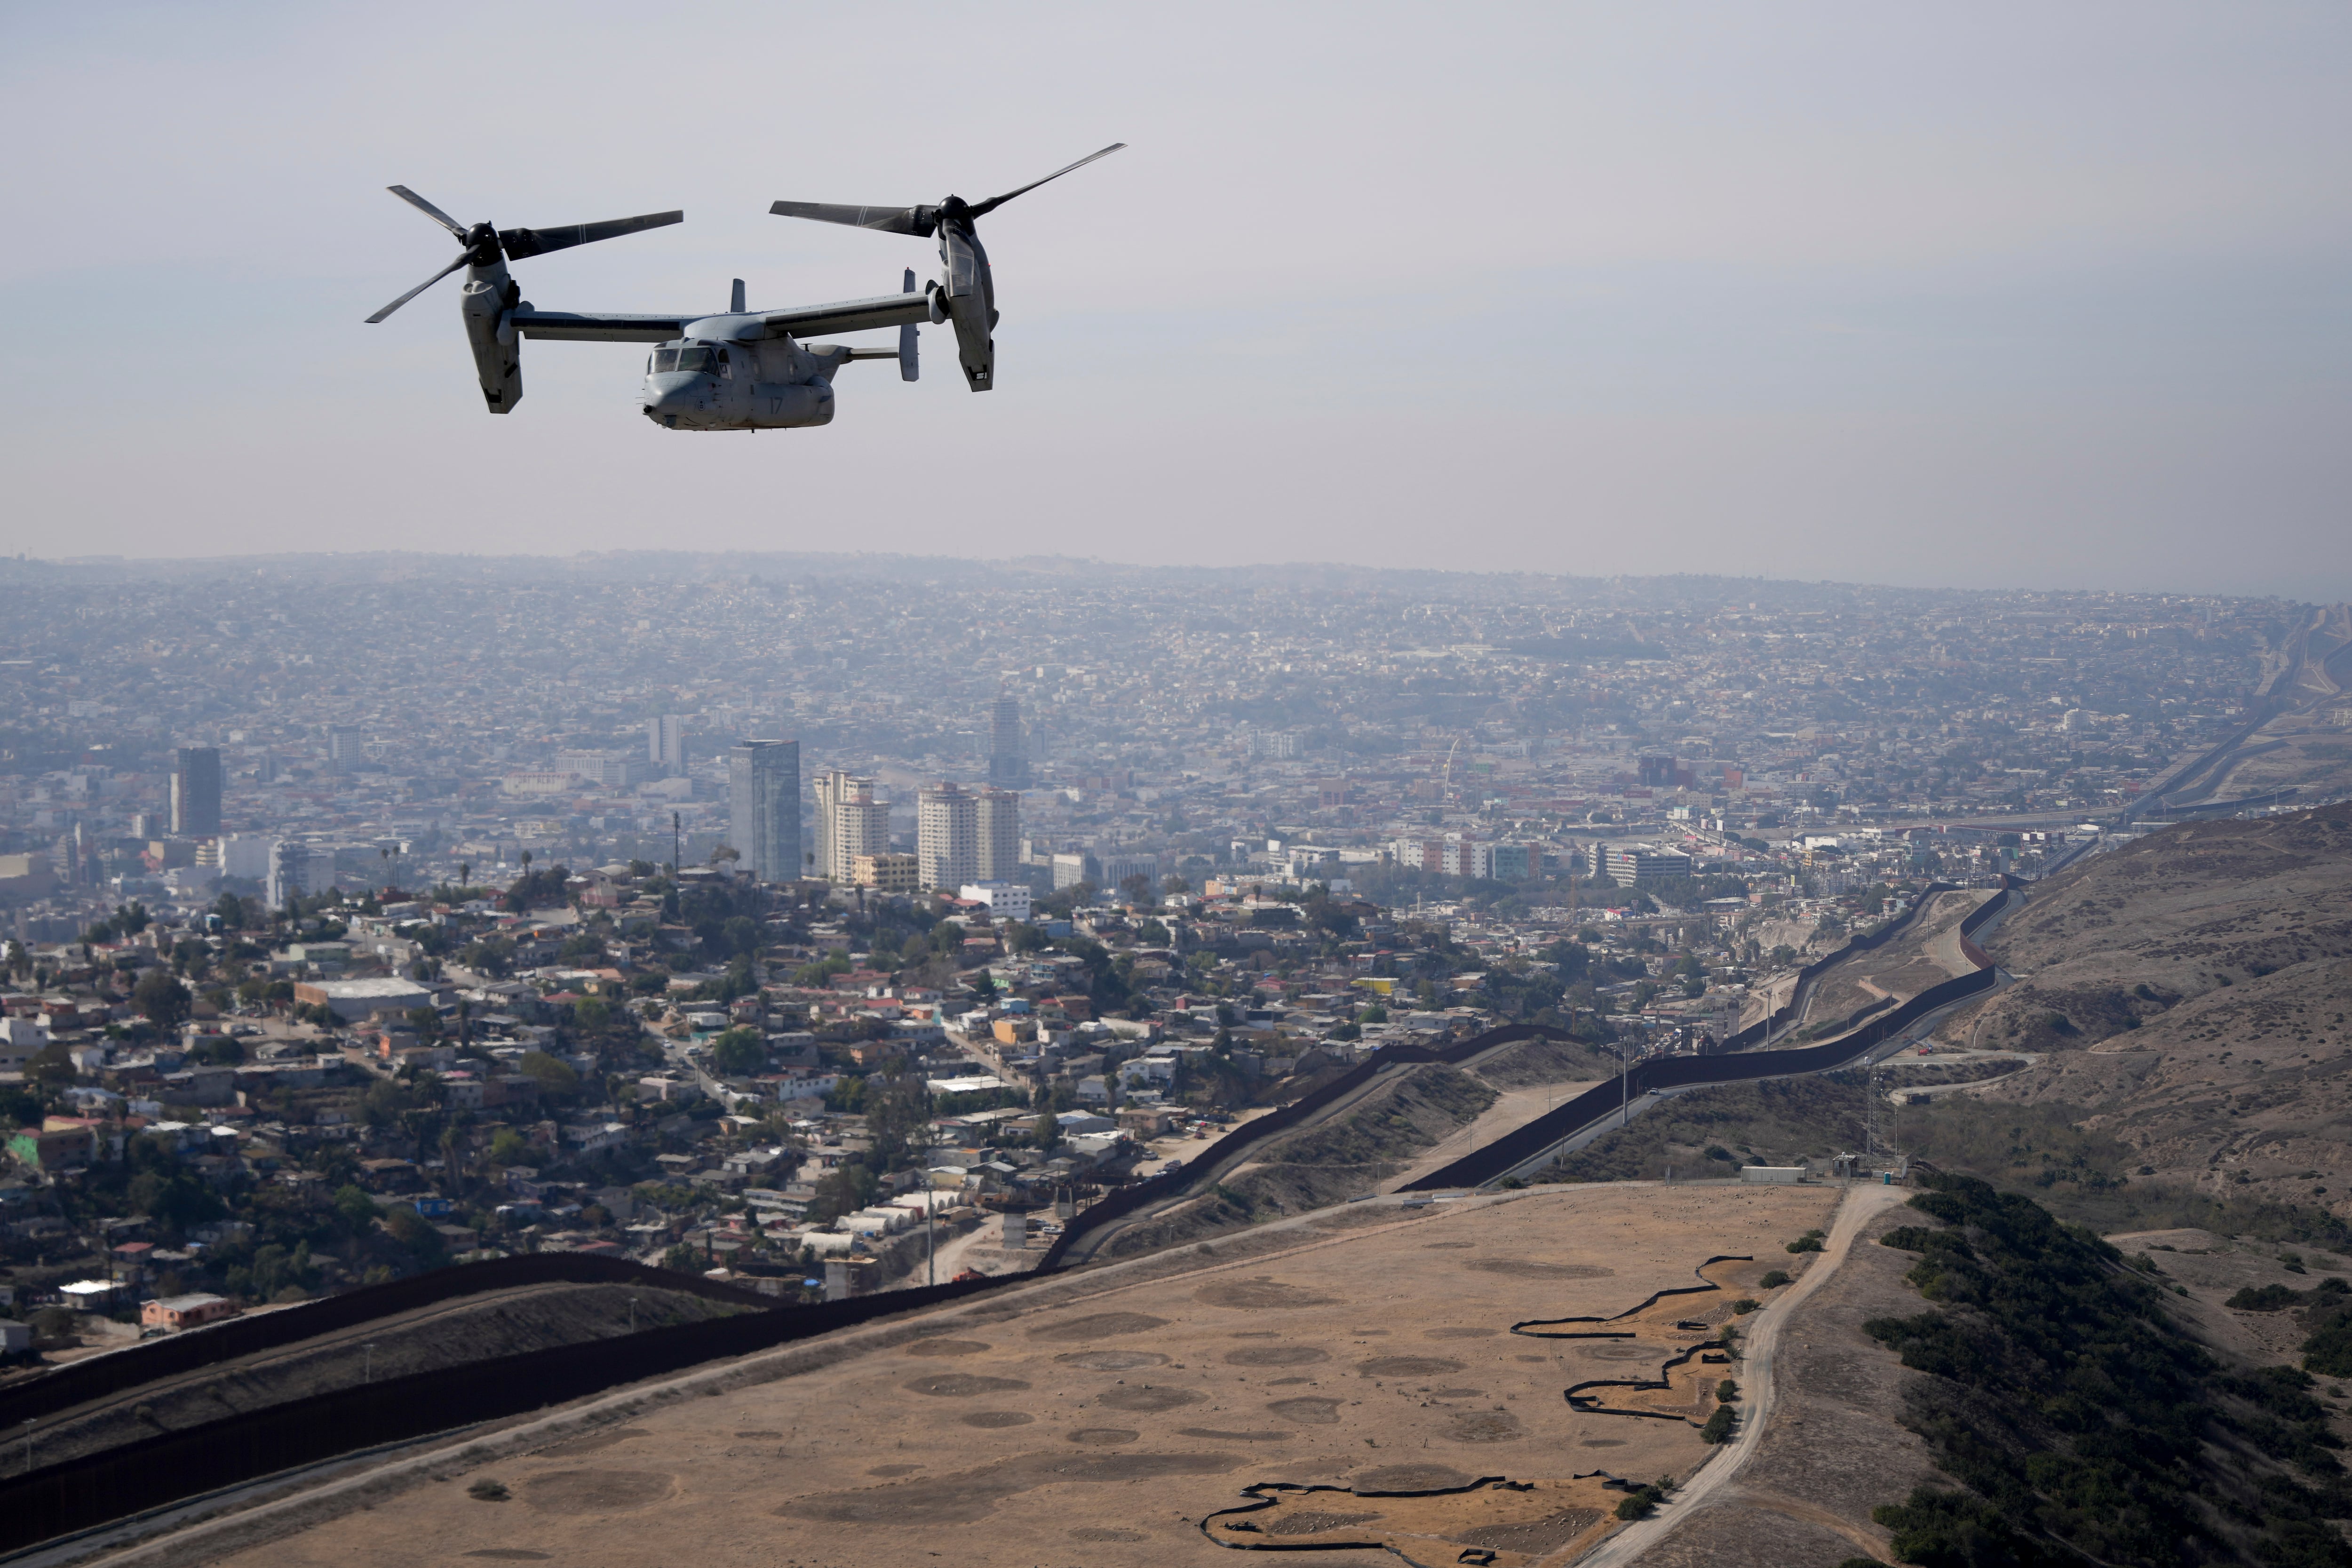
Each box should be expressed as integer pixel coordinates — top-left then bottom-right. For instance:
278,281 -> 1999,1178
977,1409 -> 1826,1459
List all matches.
518,1050 -> 580,1101
863,1075 -> 933,1170
721,915 -> 761,961
806,1163 -> 878,1226
334,1183 -> 380,1236
127,1166 -> 226,1233
383,1206 -> 446,1263
133,970 -> 192,1032
709,1027 -> 766,1077
488,1128 -> 532,1166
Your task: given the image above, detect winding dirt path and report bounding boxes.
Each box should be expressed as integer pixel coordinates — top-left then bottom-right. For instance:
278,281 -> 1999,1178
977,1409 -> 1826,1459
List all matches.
1567,1179 -> 1910,1567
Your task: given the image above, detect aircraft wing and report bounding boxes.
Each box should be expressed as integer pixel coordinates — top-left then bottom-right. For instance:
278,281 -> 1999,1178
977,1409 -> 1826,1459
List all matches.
762,293 -> 930,339
511,310 -> 692,343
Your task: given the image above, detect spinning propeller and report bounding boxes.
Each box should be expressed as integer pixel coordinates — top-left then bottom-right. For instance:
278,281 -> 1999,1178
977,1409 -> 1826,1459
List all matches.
770,144 -> 1125,390
364,186 -> 682,324
767,143 -> 1126,239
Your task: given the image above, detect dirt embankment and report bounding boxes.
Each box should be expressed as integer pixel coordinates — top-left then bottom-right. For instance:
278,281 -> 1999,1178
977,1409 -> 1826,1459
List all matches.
1098,1064 -> 1500,1259
1801,890 -> 1986,1027
23,1281 -> 751,1472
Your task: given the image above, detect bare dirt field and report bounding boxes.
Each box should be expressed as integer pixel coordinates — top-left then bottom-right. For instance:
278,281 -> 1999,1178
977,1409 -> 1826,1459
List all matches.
167,1183 -> 1842,1568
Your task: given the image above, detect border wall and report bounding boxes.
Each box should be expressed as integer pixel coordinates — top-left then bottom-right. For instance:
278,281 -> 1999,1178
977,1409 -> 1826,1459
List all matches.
0,1252 -> 777,1432
0,1271 -> 1018,1553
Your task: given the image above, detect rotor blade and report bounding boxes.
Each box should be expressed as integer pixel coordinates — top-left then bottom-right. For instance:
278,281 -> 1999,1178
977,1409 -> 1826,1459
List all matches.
964,143 -> 1125,219
364,252 -> 470,324
386,185 -> 468,239
500,209 -> 683,261
768,201 -> 937,238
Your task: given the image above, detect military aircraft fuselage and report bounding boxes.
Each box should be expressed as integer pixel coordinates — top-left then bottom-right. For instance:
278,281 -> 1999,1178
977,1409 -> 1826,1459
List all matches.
637,315 -> 838,432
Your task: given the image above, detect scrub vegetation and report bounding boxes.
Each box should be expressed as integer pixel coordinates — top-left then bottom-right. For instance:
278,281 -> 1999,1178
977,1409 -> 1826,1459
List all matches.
1861,1173 -> 2352,1568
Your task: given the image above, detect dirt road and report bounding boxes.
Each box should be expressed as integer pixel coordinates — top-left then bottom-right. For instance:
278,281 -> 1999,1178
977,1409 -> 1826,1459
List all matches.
1574,1178 -> 1912,1567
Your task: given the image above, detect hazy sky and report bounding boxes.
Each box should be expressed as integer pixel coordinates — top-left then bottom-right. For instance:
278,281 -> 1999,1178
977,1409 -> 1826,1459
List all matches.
3,3 -> 2346,597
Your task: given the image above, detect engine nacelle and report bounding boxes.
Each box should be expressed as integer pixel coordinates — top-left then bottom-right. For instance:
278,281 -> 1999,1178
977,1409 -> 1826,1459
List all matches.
460,274 -> 522,414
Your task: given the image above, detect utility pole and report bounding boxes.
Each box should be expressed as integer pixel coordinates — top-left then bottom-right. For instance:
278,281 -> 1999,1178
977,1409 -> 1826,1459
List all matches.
363,1342 -> 376,1384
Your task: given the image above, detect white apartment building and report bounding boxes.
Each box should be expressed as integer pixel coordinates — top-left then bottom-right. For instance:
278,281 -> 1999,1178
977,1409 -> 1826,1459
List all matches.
960,882 -> 1033,922
917,783 -> 977,892
975,786 -> 1020,883
815,771 -> 891,883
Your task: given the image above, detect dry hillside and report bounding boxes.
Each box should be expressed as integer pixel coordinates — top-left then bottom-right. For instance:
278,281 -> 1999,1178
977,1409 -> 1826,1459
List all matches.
1957,804 -> 2352,1206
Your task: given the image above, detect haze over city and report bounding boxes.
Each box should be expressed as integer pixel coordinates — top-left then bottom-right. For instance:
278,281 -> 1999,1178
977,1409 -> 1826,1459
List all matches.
3,2 -> 2348,594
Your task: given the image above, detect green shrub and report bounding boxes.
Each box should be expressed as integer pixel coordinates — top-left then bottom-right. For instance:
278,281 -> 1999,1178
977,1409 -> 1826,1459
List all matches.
2229,1283 -> 2303,1312
1612,1481 -> 1669,1520
1698,1404 -> 1736,1444
1730,1297 -> 1759,1314
1715,1378 -> 1739,1402
1786,1230 -> 1825,1254
1757,1269 -> 1791,1289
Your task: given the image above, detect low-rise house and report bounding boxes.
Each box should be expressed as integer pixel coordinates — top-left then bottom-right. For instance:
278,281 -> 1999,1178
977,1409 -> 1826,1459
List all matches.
563,1122 -> 628,1155
142,1292 -> 239,1331
8,1123 -> 96,1171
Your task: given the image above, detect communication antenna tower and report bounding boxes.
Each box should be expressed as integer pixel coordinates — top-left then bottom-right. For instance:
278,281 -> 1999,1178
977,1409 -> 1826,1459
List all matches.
1865,1062 -> 1906,1173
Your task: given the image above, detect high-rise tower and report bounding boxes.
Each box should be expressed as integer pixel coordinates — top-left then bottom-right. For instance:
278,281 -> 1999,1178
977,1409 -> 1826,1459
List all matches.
987,696 -> 1026,788
975,786 -> 1020,882
649,714 -> 689,774
728,740 -> 801,882
169,747 -> 222,837
917,782 -> 977,892
815,770 -> 891,883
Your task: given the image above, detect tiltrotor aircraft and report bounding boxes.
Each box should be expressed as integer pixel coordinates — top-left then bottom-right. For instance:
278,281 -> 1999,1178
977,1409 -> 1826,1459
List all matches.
364,144 -> 1124,430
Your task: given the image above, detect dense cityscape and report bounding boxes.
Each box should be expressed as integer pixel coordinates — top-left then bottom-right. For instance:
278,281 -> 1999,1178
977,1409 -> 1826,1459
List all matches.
0,553 -> 2337,1341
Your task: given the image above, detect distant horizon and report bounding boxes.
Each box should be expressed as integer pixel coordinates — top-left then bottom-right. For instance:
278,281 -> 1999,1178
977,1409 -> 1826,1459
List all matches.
0,547 -> 2337,607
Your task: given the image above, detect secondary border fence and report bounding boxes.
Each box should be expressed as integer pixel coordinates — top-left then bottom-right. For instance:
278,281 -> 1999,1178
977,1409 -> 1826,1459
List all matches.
0,878 -> 2021,1556
1396,878 -> 2018,1190
1033,1021 -> 1574,1271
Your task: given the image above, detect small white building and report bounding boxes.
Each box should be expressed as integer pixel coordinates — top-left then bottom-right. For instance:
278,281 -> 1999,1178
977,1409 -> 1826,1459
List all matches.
960,882 -> 1032,923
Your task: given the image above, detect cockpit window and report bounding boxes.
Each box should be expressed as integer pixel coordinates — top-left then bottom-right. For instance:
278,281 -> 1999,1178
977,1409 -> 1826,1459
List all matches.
651,346 -> 718,375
